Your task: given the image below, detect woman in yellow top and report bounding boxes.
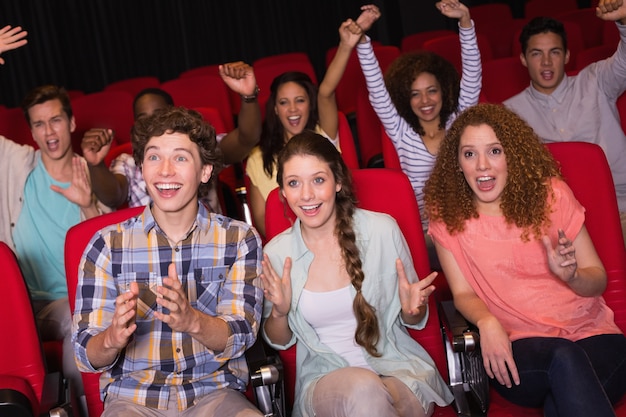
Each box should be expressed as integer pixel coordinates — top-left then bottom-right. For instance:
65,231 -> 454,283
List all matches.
246,8 -> 375,237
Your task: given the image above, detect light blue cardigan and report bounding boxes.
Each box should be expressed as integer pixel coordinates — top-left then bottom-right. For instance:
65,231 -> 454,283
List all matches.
262,209 -> 453,417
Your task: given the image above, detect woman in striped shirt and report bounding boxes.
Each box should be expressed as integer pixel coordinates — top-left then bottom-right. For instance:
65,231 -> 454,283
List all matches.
355,2 -> 482,269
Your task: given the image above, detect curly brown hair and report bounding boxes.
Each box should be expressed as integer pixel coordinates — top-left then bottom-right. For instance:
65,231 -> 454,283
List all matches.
384,51 -> 460,136
131,106 -> 224,194
424,103 -> 561,241
277,131 -> 381,357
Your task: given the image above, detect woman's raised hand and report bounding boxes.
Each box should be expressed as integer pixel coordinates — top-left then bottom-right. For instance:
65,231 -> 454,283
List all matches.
261,254 -> 293,318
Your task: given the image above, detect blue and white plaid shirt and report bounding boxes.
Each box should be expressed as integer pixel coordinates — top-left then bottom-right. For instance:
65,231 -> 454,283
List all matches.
72,203 -> 263,410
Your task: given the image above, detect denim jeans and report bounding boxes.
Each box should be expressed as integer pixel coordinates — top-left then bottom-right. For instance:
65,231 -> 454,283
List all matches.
490,334 -> 626,417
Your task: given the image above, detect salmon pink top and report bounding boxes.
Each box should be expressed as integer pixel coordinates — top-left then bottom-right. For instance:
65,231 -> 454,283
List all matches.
429,178 -> 621,342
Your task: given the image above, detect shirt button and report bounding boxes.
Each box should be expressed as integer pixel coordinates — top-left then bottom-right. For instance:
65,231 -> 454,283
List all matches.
175,247 -> 180,252
176,348 -> 181,353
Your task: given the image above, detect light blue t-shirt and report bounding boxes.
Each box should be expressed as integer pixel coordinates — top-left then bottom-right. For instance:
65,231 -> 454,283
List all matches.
13,155 -> 80,301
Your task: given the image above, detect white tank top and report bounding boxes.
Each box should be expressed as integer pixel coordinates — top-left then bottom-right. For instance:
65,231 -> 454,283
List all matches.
299,285 -> 373,370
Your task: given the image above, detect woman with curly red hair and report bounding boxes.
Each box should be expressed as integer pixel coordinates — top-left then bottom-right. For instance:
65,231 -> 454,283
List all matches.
425,103 -> 626,417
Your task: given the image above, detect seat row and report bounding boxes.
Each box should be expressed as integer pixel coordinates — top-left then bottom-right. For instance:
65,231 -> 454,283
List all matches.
0,4 -> 620,171
3,141 -> 625,417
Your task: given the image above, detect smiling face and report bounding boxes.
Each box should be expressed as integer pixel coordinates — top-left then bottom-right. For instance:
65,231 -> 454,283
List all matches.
458,124 -> 508,216
141,132 -> 213,221
521,31 -> 569,95
410,72 -> 443,125
281,154 -> 341,234
28,98 -> 75,162
274,81 -> 311,140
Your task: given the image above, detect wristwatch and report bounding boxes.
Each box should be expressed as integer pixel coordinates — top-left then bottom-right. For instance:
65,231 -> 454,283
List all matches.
241,86 -> 260,103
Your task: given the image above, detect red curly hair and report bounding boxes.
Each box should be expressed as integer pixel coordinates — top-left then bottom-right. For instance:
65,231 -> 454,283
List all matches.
424,103 -> 561,241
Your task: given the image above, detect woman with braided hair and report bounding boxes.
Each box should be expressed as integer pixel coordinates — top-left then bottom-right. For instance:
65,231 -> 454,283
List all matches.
260,131 -> 453,417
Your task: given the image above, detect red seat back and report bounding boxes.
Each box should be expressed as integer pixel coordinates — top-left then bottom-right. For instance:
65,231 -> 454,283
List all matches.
337,111 -> 360,170
64,207 -> 145,417
470,3 -> 517,58
326,44 -> 400,117
179,65 -> 242,116
161,75 -> 234,131
524,0 -> 578,19
381,130 -> 402,170
401,30 -> 456,53
546,142 -> 626,332
104,76 -> 161,98
576,44 -> 615,71
423,33 -> 493,75
557,8 -> 603,49
0,242 -> 47,415
0,106 -> 32,147
482,56 -> 530,103
72,91 -> 135,154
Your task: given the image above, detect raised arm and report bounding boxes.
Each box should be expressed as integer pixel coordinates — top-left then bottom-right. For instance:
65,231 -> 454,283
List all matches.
317,17 -> 364,140
435,0 -> 471,28
218,62 -> 262,165
436,0 -> 482,112
594,0 -> 626,98
354,5 -> 406,137
0,25 -> 27,65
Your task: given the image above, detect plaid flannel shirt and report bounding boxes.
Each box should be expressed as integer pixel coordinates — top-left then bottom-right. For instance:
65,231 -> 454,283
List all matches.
72,203 -> 263,410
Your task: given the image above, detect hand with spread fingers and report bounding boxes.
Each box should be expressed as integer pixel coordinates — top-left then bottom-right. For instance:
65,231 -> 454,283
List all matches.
105,282 -> 139,350
260,254 -> 292,319
543,229 -> 578,283
155,263 -> 201,334
397,259 -> 436,324
0,25 -> 27,65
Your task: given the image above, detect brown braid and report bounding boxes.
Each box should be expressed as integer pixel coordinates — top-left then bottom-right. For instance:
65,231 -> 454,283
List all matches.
276,131 -> 381,356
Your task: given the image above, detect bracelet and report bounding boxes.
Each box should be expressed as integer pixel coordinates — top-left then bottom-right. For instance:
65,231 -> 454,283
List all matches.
241,86 -> 260,103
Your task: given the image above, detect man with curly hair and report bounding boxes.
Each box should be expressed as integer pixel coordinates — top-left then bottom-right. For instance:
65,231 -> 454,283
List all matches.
72,106 -> 264,416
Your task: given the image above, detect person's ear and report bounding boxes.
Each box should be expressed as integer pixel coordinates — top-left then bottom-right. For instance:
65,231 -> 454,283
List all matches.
201,165 -> 213,183
519,52 -> 528,68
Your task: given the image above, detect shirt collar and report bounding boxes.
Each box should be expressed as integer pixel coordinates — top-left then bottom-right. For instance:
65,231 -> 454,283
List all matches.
141,201 -> 210,237
288,208 -> 369,260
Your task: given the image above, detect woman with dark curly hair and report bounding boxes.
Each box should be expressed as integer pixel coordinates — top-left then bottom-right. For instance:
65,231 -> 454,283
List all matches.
261,131 -> 453,417
425,103 -> 626,417
246,13 -> 367,238
354,2 -> 481,229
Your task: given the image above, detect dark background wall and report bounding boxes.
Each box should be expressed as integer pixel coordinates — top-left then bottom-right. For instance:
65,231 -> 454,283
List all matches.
0,0 -> 591,108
